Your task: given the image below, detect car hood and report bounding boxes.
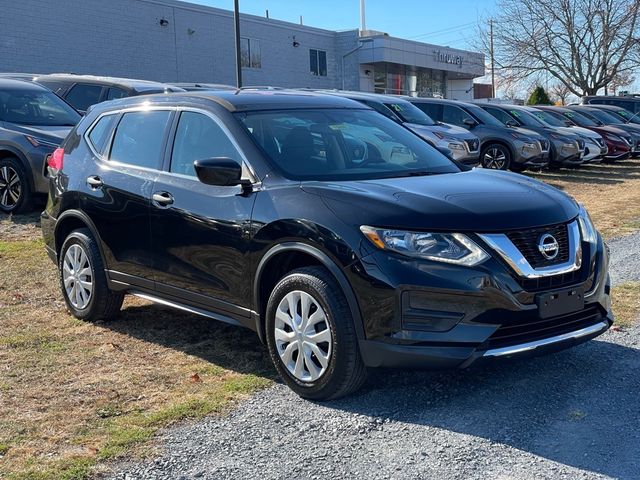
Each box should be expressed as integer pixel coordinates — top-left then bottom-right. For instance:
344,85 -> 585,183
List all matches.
567,125 -> 602,139
302,169 -> 578,232
477,124 -> 544,140
6,124 -> 72,143
406,121 -> 476,139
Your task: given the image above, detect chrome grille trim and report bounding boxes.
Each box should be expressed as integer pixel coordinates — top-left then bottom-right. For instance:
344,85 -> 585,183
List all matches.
478,220 -> 582,279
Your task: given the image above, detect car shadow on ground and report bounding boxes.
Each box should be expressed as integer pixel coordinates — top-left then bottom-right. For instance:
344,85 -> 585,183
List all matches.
104,303 -> 276,378
325,334 -> 640,479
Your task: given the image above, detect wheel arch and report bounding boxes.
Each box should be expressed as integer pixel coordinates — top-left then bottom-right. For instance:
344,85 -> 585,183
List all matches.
54,209 -> 107,262
480,138 -> 515,160
253,242 -> 365,344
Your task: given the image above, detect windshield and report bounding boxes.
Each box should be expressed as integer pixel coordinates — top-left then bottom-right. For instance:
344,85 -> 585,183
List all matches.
562,110 -> 599,127
0,89 -> 80,126
583,108 -> 624,125
530,109 -> 565,127
383,102 -> 436,126
466,104 -> 505,127
614,108 -> 640,124
509,108 -> 545,127
236,108 -> 460,181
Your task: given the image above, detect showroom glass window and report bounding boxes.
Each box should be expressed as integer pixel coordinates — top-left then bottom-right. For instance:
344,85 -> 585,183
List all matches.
170,111 -> 243,177
240,38 -> 261,68
109,111 -> 171,169
310,49 -> 327,76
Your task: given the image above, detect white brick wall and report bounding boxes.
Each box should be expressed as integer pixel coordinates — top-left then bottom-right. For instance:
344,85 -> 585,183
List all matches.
0,0 -> 361,87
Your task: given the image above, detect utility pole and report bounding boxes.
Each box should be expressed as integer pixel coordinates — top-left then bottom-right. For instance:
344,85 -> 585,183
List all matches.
490,18 -> 495,98
360,0 -> 366,32
233,0 -> 242,88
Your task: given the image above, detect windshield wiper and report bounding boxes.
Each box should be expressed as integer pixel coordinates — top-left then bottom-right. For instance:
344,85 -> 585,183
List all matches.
395,170 -> 439,177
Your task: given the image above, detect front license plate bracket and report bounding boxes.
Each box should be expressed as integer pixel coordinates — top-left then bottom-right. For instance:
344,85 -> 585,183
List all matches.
537,287 -> 585,319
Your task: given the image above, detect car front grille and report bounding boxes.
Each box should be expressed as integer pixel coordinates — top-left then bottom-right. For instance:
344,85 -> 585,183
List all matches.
484,306 -> 604,350
518,268 -> 585,292
465,138 -> 480,153
539,139 -> 550,152
506,222 -> 570,269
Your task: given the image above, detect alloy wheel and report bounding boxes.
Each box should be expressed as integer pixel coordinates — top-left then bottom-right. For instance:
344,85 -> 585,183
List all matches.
274,290 -> 332,382
62,244 -> 94,310
483,147 -> 508,169
0,166 -> 21,209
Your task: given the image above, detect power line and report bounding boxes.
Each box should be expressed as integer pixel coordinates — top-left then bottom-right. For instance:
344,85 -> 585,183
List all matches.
407,21 -> 477,40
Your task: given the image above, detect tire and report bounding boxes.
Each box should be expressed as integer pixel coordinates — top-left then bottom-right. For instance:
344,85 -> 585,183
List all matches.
480,143 -> 512,170
58,228 -> 124,322
0,156 -> 33,214
265,266 -> 367,400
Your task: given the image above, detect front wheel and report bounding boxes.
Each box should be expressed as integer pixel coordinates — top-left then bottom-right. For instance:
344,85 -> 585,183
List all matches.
265,266 -> 367,400
481,143 -> 512,170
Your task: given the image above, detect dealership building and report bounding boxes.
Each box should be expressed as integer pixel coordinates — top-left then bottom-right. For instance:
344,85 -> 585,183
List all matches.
2,0 -> 486,100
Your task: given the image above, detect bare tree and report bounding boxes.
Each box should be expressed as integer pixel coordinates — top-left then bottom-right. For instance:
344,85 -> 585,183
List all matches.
608,70 -> 636,95
480,0 -> 640,96
550,83 -> 572,104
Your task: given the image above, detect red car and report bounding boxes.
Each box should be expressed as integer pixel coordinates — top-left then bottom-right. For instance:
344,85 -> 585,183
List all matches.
536,106 -> 632,161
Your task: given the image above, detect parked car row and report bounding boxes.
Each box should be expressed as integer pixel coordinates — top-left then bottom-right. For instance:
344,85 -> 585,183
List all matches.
1,72 -> 638,215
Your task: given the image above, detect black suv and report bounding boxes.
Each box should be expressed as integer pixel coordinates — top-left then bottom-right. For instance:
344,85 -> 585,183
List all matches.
407,98 -> 550,171
32,74 -> 185,114
0,79 -> 80,212
42,91 -> 612,400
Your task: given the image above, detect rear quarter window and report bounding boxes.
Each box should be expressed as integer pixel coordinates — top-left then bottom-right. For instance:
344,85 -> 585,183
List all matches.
87,114 -> 117,155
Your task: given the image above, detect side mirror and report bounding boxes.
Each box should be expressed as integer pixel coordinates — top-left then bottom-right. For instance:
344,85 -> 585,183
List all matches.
505,119 -> 519,127
194,157 -> 245,187
463,117 -> 477,128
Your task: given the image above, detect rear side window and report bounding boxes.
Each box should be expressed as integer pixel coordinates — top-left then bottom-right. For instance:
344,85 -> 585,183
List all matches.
65,84 -> 103,111
87,114 -> 116,155
442,105 -> 471,127
109,110 -> 171,169
413,102 -> 441,120
106,88 -> 128,101
170,111 -> 243,177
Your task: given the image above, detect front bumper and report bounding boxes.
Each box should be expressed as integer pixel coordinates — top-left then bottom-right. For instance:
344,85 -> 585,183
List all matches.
349,232 -> 612,369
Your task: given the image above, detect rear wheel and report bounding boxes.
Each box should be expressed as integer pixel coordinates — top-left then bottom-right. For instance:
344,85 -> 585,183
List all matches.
265,266 -> 367,400
481,143 -> 512,170
0,157 -> 32,214
59,229 -> 124,321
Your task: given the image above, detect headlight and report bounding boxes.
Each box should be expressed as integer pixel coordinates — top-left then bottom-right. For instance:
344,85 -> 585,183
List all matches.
522,142 -> 537,150
577,204 -> 597,245
447,142 -> 466,151
360,226 -> 489,266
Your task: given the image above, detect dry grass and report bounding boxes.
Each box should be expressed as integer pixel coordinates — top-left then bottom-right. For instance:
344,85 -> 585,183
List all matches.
0,158 -> 639,478
527,158 -> 640,238
0,237 -> 274,480
611,282 -> 640,328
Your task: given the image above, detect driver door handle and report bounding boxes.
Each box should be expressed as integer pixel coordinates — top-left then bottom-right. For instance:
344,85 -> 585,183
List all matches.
152,191 -> 174,207
86,175 -> 103,188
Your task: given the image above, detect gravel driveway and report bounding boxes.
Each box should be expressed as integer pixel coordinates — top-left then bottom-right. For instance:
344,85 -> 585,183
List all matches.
107,235 -> 640,480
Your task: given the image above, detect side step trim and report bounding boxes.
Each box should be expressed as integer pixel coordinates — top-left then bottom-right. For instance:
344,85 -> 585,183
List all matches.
130,291 -> 242,327
483,321 -> 609,358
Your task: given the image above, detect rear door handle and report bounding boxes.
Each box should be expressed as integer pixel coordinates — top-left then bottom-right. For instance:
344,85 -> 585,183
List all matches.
86,175 -> 103,188
152,191 -> 174,206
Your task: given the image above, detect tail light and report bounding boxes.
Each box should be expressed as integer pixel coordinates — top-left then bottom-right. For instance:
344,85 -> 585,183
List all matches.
48,148 -> 64,170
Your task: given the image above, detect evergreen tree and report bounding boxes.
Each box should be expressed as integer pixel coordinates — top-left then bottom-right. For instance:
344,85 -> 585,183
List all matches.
526,85 -> 553,105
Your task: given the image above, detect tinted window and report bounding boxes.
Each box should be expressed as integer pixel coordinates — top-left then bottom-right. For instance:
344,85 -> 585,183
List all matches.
171,111 -> 242,177
0,89 -> 80,126
483,107 -> 515,125
384,102 -> 436,126
442,105 -> 472,127
65,84 -> 103,111
582,108 -> 623,124
360,100 -> 399,121
310,49 -> 327,76
530,109 -> 565,127
507,108 -> 544,127
109,110 -> 171,169
238,108 -> 459,181
36,79 -> 70,96
464,104 -> 505,126
87,114 -> 116,155
106,88 -> 128,100
562,110 -> 598,127
412,102 -> 441,120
